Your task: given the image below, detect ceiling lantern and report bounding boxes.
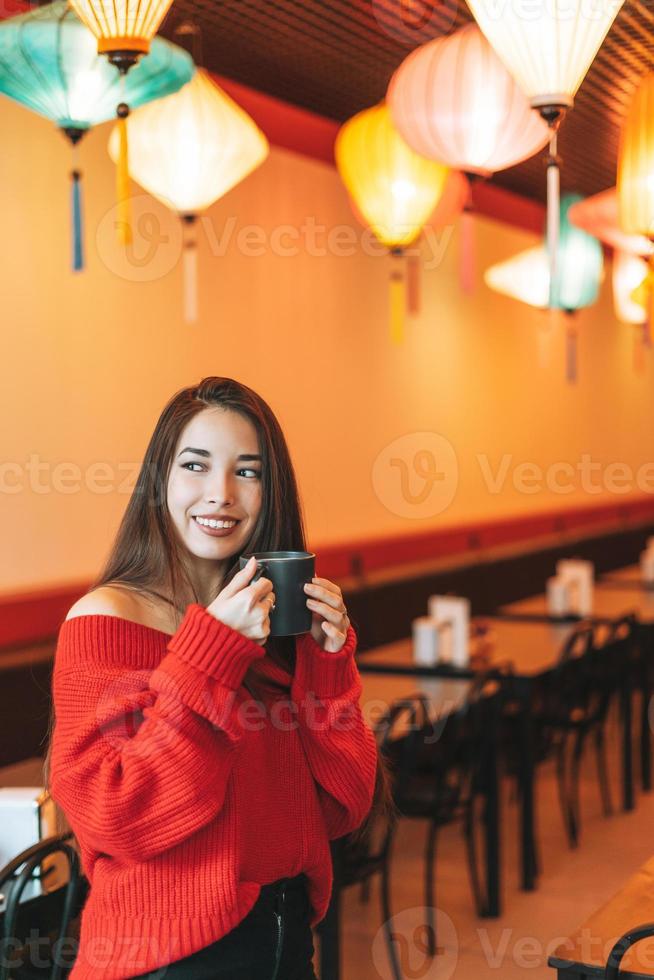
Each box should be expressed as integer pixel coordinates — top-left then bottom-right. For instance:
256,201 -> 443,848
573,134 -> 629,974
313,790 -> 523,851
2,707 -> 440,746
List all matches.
485,194 -> 603,382
612,251 -> 647,325
617,74 -> 654,331
387,23 -> 548,294
618,73 -> 654,239
484,245 -> 550,309
569,188 -> 653,257
69,0 -> 180,245
67,0 -> 175,69
549,194 -> 603,313
387,24 -> 549,177
109,69 -> 269,322
0,0 -> 192,271
466,0 -> 624,293
335,101 -> 450,343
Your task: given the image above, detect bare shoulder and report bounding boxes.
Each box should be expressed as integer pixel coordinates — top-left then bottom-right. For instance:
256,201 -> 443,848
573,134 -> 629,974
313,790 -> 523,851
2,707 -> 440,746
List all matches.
64,584 -> 142,622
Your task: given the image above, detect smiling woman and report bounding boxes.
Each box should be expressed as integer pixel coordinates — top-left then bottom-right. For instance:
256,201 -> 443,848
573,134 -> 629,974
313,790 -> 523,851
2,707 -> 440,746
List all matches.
46,376 -> 388,980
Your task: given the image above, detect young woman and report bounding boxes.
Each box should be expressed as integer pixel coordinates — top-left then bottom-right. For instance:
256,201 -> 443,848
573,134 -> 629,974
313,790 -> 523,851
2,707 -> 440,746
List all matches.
49,377 -> 381,980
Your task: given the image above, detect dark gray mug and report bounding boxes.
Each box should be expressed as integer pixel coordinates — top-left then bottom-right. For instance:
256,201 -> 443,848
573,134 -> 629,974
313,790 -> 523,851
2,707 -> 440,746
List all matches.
239,550 -> 316,636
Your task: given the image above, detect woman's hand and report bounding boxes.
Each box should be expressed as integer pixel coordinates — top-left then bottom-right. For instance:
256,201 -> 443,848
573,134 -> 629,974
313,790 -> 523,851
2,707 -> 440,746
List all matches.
206,556 -> 275,646
304,577 -> 351,652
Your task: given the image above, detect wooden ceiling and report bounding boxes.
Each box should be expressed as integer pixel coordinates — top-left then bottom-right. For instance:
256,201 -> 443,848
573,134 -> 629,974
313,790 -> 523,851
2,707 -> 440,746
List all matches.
161,0 -> 652,205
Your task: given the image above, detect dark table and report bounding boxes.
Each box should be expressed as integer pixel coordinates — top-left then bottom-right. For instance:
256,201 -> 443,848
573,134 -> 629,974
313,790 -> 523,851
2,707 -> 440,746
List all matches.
356,617 -> 587,895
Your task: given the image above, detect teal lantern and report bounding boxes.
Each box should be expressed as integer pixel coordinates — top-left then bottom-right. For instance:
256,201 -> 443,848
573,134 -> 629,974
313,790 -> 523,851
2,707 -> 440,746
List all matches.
548,193 -> 603,382
0,1 -> 194,270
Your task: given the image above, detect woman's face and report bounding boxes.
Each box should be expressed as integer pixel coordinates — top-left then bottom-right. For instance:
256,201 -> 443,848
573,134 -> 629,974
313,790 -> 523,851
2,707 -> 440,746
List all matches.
167,407 -> 263,567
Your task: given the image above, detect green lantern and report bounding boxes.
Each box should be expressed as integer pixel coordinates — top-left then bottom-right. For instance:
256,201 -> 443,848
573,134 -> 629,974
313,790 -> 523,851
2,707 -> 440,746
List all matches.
548,193 -> 603,382
0,1 -> 194,270
549,193 -> 604,312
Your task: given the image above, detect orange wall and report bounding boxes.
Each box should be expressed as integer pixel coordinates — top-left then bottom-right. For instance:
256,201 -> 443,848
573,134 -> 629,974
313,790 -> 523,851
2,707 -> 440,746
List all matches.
1,94 -> 653,595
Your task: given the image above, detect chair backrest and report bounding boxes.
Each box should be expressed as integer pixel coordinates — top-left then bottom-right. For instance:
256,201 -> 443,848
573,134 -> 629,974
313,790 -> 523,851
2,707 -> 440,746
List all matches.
604,923 -> 654,980
0,832 -> 82,980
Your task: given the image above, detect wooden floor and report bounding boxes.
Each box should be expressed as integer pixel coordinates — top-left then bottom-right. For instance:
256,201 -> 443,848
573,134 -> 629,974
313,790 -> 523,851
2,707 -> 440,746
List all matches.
5,717 -> 654,980
336,701 -> 654,979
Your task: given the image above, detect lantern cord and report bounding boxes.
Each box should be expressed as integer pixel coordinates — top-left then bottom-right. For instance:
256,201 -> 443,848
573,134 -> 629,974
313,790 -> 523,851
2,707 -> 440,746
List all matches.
565,314 -> 577,384
183,216 -> 199,324
116,75 -> 132,246
389,248 -> 405,344
460,180 -> 475,295
546,131 -> 560,306
406,250 -> 421,315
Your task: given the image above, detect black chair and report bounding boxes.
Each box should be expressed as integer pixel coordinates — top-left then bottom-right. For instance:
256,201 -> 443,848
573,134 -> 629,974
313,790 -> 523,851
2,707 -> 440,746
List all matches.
380,675 -> 501,959
0,833 -> 85,980
503,620 -> 633,854
318,697 -> 404,980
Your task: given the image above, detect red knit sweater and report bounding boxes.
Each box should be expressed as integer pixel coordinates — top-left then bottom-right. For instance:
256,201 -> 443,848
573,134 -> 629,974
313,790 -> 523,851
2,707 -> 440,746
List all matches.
50,604 -> 377,980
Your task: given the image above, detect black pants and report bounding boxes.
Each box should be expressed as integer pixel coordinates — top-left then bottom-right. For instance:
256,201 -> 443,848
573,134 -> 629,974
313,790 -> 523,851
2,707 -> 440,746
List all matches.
133,874 -> 318,980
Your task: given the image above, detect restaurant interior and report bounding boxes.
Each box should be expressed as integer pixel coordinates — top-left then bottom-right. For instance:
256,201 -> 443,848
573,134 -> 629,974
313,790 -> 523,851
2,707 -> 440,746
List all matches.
4,0 -> 654,978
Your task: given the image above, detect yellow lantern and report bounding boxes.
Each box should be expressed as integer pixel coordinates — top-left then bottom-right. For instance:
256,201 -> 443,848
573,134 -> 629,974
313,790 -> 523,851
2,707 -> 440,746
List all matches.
68,0 -> 175,68
109,69 -> 269,322
335,102 -> 449,343
69,0 -> 178,245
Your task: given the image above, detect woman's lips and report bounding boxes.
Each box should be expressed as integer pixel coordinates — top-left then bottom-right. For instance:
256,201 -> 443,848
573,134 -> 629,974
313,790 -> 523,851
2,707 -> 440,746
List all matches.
192,516 -> 241,538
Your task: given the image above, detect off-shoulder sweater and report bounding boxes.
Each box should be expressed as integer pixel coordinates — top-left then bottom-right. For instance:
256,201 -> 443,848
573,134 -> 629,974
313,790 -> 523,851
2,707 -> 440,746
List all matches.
50,603 -> 377,980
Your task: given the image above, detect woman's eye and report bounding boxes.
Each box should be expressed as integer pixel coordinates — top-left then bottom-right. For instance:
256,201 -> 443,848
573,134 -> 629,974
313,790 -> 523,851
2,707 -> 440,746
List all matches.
238,468 -> 261,479
181,462 -> 204,472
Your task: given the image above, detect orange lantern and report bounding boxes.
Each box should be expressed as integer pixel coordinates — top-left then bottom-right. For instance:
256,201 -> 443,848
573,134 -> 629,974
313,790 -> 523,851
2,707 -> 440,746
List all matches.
569,188 -> 653,258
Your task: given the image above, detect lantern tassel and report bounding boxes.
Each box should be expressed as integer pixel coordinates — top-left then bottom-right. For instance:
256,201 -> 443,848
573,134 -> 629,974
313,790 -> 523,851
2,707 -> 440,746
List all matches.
646,260 -> 654,348
390,249 -> 405,344
71,168 -> 84,272
116,101 -> 132,246
546,132 -> 560,305
634,329 -> 646,374
406,251 -> 421,315
565,314 -> 577,384
459,187 -> 475,295
183,215 -> 199,324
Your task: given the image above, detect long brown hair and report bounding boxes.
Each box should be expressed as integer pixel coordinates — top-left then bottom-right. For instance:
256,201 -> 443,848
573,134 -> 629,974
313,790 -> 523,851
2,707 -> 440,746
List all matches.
48,377 -> 392,834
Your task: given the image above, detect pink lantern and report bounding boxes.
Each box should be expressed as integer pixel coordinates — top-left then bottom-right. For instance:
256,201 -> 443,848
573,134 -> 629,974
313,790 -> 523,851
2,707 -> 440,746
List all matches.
569,188 -> 654,257
387,24 -> 550,177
